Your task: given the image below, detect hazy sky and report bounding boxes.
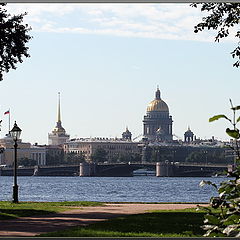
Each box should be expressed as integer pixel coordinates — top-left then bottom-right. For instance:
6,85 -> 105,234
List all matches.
0,3 -> 239,144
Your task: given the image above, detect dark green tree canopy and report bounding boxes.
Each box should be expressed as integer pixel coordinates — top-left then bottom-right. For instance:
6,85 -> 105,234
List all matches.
0,3 -> 32,81
18,157 -> 37,167
192,3 -> 240,67
91,148 -> 108,163
64,152 -> 85,165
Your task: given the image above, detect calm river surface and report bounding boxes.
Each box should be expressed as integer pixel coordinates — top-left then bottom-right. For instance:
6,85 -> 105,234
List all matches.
0,176 -> 226,203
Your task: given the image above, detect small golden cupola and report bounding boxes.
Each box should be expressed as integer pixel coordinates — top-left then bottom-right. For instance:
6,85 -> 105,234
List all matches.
147,87 -> 169,112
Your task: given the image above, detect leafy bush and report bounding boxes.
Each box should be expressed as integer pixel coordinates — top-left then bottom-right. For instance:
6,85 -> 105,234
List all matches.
199,100 -> 240,237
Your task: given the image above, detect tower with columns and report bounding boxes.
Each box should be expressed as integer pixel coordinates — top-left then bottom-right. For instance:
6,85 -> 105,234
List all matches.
48,92 -> 70,145
122,127 -> 132,141
184,126 -> 194,143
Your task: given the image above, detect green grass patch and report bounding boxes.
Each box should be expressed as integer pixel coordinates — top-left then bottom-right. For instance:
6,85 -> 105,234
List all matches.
40,208 -> 205,237
0,201 -> 103,220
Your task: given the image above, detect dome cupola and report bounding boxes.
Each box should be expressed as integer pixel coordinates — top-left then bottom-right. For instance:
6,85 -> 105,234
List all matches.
147,87 -> 169,112
143,87 -> 173,142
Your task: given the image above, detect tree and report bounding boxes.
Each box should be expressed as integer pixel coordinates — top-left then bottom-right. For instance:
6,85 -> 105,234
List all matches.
186,150 -> 226,164
186,151 -> 205,163
0,3 -> 32,81
18,157 -> 37,167
64,152 -> 85,165
46,150 -> 64,166
91,148 -> 108,163
191,3 -> 240,67
199,100 -> 240,237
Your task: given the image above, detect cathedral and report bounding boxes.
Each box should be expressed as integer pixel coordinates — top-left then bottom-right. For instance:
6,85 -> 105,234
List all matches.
143,87 -> 173,142
48,93 -> 70,145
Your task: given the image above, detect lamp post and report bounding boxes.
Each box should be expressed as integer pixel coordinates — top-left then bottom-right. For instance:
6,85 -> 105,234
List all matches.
10,121 -> 22,203
203,150 -> 208,166
172,150 -> 176,164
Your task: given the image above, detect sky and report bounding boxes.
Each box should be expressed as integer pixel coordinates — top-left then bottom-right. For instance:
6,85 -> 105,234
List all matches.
0,3 -> 239,144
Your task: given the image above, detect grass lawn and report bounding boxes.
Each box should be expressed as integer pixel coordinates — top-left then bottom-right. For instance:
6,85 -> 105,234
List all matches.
40,208 -> 205,238
0,201 -> 103,220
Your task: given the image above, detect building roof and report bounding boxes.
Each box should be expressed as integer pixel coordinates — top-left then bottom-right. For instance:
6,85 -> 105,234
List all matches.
66,137 -> 138,144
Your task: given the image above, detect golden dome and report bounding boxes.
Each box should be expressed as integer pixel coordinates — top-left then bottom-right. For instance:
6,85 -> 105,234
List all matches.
147,99 -> 169,112
146,87 -> 169,112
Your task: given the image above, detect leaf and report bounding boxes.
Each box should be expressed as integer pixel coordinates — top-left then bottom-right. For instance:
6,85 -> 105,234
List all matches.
202,225 -> 215,231
226,128 -> 240,139
237,116 -> 240,123
205,214 -> 221,225
231,106 -> 240,110
223,225 -> 239,236
196,205 -> 212,213
223,215 -> 240,225
200,180 -> 217,189
219,191 -> 226,198
209,115 -> 231,122
236,232 -> 240,238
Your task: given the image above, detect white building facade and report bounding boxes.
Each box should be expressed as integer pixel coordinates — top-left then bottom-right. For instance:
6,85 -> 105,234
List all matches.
64,137 -> 140,162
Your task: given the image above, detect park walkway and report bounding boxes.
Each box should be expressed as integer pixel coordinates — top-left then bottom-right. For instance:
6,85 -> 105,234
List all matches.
0,203 -> 203,237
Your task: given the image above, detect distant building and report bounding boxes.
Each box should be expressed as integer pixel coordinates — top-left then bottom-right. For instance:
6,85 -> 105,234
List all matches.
184,127 -> 194,143
48,92 -> 70,145
64,137 -> 140,162
143,87 -> 173,142
122,127 -> 132,141
0,135 -> 46,166
45,145 -> 64,165
30,144 -> 47,166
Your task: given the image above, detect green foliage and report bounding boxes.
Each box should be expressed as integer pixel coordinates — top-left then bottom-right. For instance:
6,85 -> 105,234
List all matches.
46,150 -> 64,165
64,152 -> 85,165
232,106 -> 240,111
149,147 -> 172,162
200,100 -> 240,237
0,4 -> 32,81
186,151 -> 206,163
18,157 -> 37,167
226,128 -> 240,139
91,148 -> 108,163
112,152 -> 141,163
191,3 -> 240,68
209,115 -> 231,123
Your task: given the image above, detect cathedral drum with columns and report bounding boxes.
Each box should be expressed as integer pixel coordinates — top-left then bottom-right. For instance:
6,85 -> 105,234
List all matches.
143,88 -> 173,142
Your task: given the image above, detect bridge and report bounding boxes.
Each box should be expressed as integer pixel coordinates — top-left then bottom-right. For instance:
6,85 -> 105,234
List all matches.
0,162 -> 230,177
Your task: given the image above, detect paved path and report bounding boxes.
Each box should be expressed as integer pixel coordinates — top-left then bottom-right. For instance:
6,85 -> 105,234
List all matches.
0,203 -> 203,237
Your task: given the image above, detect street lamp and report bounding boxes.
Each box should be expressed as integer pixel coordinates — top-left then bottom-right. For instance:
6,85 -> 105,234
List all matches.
203,150 -> 208,166
172,150 -> 176,164
10,121 -> 22,203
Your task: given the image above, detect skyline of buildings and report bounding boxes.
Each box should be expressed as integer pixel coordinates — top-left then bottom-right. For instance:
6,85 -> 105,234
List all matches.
0,87 -> 228,148
0,87 -> 227,167
1,4 -> 238,144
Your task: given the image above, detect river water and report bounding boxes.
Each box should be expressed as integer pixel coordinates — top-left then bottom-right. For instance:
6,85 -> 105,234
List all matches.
0,176 -> 226,203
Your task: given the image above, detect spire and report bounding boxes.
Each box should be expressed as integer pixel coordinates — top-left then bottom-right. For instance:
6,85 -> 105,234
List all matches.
57,92 -> 61,123
155,86 -> 161,100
